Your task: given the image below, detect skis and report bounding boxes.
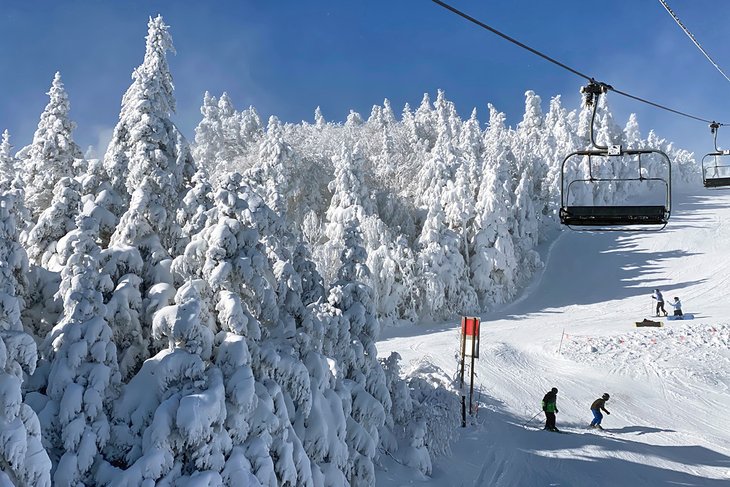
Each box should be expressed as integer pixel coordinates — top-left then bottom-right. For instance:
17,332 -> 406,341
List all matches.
529,426 -> 570,434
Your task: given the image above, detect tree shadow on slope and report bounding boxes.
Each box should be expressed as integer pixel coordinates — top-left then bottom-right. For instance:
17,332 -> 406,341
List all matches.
485,191 -> 722,322
430,394 -> 730,487
606,425 -> 674,435
491,232 -> 705,320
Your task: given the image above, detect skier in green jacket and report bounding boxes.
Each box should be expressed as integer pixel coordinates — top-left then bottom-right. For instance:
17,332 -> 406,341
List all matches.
589,393 -> 611,429
542,387 -> 559,432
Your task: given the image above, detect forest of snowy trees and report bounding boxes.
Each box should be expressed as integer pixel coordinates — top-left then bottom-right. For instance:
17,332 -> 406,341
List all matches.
0,15 -> 699,486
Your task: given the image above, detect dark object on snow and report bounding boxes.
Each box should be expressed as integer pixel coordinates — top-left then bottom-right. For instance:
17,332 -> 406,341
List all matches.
635,319 -> 663,327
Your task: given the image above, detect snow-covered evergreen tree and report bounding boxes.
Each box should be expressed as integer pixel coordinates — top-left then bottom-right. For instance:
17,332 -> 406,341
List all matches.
193,91 -> 221,172
37,216 -> 120,485
243,116 -> 297,217
0,130 -> 16,183
100,283 -> 226,485
174,169 -> 214,256
22,177 -> 81,269
104,15 -> 195,253
0,192 -> 52,486
23,72 -> 83,219
99,245 -> 146,380
318,144 -> 376,286
514,91 -> 550,222
542,95 -> 578,224
327,222 -> 390,485
470,104 -> 519,307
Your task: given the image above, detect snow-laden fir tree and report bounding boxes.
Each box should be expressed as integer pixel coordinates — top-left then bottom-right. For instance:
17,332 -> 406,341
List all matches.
0,130 -> 16,183
413,93 -> 437,150
22,177 -> 81,269
542,95 -> 578,224
292,243 -> 325,307
195,91 -> 263,179
514,90 -> 551,232
103,15 -> 195,253
23,72 -> 83,219
327,221 -> 391,485
193,91 -> 221,172
172,173 -> 316,486
414,93 -> 478,316
0,192 -> 52,486
174,169 -> 214,256
99,283 -> 228,486
469,104 -> 519,307
218,93 -> 243,170
243,116 -> 297,218
109,177 -> 174,314
35,216 -> 120,485
319,144 -> 376,286
417,198 -> 476,317
239,105 -> 264,149
97,243 -> 145,380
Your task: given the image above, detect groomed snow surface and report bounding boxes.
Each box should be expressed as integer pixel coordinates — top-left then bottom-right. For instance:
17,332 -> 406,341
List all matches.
377,188 -> 730,486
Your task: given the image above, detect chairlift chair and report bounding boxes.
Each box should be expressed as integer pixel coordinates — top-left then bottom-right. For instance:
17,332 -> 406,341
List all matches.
701,122 -> 730,188
559,82 -> 672,231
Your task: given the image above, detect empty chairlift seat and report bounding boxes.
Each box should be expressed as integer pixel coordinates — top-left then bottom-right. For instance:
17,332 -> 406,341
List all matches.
701,123 -> 730,189
559,204 -> 669,227
702,152 -> 730,188
559,83 -> 672,232
559,147 -> 672,231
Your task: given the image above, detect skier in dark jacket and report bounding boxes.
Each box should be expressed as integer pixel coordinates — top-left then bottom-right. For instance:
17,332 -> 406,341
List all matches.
589,393 -> 611,429
652,289 -> 668,317
542,387 -> 559,432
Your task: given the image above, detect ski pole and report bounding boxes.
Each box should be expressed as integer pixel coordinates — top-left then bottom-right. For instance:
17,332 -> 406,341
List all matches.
521,410 -> 542,427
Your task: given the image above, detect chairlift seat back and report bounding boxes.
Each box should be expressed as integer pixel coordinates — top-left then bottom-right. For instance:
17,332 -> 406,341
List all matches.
560,205 -> 669,226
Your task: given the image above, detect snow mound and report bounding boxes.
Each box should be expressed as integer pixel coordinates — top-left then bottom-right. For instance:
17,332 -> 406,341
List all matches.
561,323 -> 730,391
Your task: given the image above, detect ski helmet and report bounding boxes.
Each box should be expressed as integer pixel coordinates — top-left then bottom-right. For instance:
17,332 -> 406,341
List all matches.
551,387 -> 558,393
602,393 -> 610,400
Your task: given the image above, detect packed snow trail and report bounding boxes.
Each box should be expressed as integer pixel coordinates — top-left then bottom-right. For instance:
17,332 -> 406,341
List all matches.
377,188 -> 730,486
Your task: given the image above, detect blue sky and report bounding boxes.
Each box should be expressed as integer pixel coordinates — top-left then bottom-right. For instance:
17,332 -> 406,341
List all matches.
3,1 -> 730,160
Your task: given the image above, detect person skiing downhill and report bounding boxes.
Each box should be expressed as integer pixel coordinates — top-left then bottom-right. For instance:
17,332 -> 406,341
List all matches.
542,387 -> 559,432
589,393 -> 611,429
652,289 -> 668,316
671,297 -> 683,318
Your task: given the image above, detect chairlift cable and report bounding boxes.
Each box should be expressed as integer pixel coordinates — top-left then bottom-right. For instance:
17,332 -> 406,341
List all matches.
430,0 -> 727,126
657,0 -> 730,85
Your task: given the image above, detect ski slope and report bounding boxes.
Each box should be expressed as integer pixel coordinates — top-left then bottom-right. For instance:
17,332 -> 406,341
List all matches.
376,188 -> 730,486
